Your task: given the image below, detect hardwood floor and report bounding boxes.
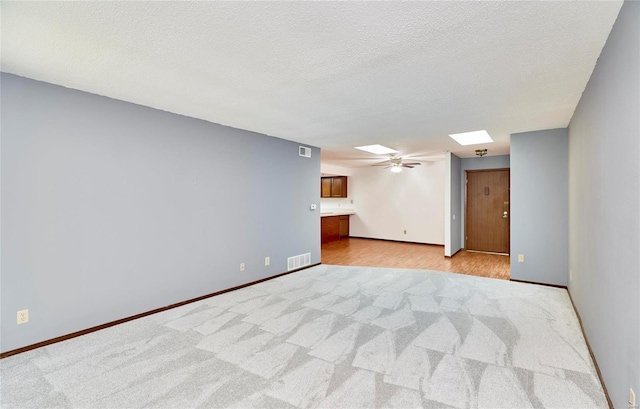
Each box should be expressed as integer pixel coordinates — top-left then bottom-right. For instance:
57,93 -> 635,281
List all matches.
321,237 -> 510,280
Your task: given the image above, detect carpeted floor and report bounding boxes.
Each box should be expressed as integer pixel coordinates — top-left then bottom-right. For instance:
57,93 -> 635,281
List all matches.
0,265 -> 607,408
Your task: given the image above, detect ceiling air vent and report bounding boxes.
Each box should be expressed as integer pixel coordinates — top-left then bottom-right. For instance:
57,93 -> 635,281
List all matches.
299,146 -> 311,158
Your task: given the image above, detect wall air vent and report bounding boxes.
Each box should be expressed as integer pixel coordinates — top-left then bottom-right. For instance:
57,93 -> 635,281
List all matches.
287,252 -> 311,271
299,146 -> 311,158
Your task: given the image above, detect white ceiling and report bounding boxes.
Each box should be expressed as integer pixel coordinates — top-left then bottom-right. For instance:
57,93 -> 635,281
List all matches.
1,1 -> 622,167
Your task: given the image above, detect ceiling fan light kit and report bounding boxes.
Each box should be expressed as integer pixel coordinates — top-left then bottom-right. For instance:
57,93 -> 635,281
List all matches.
476,149 -> 488,157
390,165 -> 403,173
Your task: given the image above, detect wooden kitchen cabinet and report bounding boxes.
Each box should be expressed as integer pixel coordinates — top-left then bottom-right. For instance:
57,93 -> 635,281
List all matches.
321,216 -> 340,244
320,176 -> 348,198
322,215 -> 350,244
321,177 -> 332,198
339,215 -> 350,237
331,176 -> 345,197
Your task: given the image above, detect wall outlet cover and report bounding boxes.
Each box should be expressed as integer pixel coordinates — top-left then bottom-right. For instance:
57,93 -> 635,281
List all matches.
17,309 -> 29,325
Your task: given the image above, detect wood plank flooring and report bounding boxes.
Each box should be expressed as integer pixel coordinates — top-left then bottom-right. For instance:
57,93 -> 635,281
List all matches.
321,237 -> 510,280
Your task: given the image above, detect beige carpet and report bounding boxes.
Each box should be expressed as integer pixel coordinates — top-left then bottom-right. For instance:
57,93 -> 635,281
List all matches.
0,265 -> 607,408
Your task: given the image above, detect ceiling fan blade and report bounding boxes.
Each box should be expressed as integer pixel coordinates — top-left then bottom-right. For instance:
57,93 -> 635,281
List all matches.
334,156 -> 391,162
407,156 -> 445,162
402,165 -> 415,168
402,162 -> 421,166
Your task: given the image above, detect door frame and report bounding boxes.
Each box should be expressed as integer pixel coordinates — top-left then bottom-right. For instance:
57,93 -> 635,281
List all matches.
464,168 -> 510,254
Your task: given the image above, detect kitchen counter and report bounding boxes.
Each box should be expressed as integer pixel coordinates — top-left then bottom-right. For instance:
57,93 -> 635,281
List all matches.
320,210 -> 355,217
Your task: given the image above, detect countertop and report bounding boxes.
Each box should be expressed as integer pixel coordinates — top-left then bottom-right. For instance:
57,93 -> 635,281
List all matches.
320,210 -> 356,217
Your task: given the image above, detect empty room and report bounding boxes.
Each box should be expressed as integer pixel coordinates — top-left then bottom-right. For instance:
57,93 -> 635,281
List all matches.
1,1 -> 638,408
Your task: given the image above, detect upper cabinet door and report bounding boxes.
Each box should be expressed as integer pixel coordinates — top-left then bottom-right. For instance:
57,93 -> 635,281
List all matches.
339,176 -> 347,197
321,177 -> 332,197
331,176 -> 344,197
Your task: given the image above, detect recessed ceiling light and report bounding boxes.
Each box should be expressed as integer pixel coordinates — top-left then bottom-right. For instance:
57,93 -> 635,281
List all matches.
354,144 -> 399,155
448,130 -> 494,146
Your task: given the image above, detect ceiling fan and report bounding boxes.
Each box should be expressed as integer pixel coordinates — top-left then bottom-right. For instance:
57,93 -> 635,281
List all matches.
333,146 -> 445,171
372,155 -> 422,173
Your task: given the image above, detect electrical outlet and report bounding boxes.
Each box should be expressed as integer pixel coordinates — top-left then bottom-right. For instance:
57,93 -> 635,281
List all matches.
518,254 -> 525,263
265,257 -> 270,266
17,309 -> 29,325
240,262 -> 245,272
630,388 -> 636,409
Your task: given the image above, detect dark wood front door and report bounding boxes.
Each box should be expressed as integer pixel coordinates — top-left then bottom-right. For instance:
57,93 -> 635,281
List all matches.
466,169 -> 510,254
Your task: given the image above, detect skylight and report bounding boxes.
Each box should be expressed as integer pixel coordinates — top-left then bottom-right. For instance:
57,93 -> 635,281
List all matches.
448,130 -> 494,146
354,144 -> 399,155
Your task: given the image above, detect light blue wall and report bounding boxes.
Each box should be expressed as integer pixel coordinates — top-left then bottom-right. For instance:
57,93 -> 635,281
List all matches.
459,155 -> 510,249
510,128 -> 568,286
567,1 -> 640,407
1,73 -> 321,353
446,153 -> 462,255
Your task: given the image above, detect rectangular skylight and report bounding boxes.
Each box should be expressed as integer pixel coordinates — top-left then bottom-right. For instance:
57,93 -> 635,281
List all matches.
354,144 -> 399,155
448,130 -> 494,146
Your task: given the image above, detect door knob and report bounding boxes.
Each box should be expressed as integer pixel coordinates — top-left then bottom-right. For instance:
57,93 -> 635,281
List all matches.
502,211 -> 508,219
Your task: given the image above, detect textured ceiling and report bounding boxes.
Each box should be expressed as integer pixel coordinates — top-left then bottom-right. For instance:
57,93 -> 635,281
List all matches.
1,1 -> 622,166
